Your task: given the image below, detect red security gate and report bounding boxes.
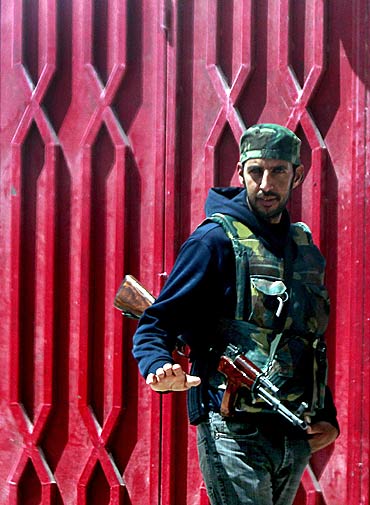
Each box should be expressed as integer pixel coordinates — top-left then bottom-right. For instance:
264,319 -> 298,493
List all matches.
0,1 -> 369,504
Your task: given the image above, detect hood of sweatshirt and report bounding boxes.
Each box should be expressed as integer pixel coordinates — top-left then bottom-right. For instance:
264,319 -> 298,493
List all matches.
204,187 -> 293,258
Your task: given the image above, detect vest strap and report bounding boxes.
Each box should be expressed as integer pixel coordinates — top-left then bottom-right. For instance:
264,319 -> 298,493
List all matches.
209,213 -> 252,320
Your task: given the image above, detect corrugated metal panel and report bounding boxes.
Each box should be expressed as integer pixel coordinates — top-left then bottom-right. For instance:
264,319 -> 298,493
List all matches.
1,0 -> 165,503
0,1 -> 369,504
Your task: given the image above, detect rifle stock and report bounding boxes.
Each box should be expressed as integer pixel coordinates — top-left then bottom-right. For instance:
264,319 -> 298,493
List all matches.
114,275 -> 155,319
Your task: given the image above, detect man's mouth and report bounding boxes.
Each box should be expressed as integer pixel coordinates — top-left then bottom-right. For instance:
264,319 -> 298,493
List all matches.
257,195 -> 279,208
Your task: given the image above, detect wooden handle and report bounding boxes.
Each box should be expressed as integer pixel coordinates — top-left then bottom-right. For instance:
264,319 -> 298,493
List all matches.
114,275 -> 155,319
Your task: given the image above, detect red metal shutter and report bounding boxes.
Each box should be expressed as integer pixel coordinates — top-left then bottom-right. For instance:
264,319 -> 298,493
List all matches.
0,1 -> 369,504
0,1 -> 167,503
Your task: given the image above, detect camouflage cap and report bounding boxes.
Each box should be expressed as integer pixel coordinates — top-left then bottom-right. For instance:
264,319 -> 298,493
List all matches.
239,123 -> 301,165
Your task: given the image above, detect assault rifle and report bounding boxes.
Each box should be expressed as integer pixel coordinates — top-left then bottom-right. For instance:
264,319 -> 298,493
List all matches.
218,344 -> 308,430
114,275 -> 308,430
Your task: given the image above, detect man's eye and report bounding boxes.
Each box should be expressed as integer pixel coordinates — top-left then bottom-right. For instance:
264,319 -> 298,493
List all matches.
248,167 -> 262,175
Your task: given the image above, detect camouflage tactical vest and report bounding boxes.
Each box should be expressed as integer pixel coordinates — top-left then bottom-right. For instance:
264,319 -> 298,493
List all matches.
209,213 -> 330,416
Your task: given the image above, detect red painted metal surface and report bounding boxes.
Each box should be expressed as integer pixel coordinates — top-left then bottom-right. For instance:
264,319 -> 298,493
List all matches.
0,1 -> 369,504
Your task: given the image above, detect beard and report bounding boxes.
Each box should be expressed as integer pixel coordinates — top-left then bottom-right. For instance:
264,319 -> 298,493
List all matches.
240,167 -> 297,223
247,190 -> 290,222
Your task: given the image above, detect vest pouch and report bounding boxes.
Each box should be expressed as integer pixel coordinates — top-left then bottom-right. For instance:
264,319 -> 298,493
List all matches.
215,318 -> 277,368
250,276 -> 288,328
288,281 -> 330,336
267,334 -> 312,394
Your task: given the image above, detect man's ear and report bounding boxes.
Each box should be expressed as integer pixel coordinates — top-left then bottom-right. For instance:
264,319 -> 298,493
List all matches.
237,162 -> 244,185
292,165 -> 304,189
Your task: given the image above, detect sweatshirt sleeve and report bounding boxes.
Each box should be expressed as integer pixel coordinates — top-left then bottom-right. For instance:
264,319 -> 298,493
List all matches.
132,229 -> 230,378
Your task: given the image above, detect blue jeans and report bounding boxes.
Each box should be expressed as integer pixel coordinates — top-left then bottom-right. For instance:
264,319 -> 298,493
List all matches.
197,412 -> 311,505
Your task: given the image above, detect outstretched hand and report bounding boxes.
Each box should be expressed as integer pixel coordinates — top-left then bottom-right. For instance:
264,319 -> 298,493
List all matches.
146,363 -> 201,392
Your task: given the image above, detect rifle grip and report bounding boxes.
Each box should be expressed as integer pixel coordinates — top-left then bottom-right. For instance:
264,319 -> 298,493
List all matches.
220,381 -> 239,417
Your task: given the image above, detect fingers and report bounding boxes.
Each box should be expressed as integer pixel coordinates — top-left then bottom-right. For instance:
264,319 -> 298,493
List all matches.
146,363 -> 174,384
163,362 -> 181,376
152,363 -> 182,382
154,363 -> 184,381
146,363 -> 201,392
146,373 -> 157,386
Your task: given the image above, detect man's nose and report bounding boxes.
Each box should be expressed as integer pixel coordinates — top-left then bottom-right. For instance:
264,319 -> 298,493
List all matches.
260,170 -> 273,192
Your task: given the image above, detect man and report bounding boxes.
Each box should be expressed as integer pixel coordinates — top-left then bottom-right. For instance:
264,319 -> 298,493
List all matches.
132,124 -> 339,505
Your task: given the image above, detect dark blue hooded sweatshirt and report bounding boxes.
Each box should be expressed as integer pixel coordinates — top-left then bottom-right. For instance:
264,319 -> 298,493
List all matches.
132,187 -> 338,431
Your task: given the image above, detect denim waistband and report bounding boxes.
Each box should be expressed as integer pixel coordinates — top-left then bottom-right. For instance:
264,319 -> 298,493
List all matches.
208,409 -> 308,440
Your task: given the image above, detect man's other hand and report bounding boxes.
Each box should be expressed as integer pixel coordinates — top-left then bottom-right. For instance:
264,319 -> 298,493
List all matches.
307,421 -> 339,453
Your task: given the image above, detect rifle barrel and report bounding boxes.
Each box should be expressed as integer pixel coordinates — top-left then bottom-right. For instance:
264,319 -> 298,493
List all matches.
257,387 -> 308,430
